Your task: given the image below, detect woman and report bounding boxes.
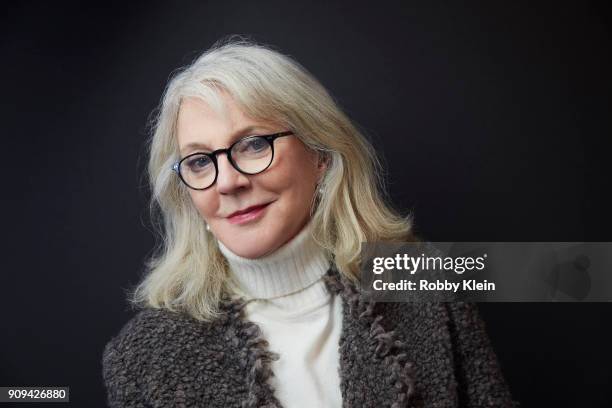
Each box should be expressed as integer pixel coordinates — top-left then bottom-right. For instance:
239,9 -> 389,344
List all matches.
102,38 -> 517,407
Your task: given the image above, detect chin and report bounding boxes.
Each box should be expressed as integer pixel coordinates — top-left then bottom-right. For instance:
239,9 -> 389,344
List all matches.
223,232 -> 275,259
232,243 -> 271,259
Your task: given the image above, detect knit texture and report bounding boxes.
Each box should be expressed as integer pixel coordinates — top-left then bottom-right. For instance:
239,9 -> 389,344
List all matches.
217,219 -> 331,301
102,264 -> 518,407
218,220 -> 343,407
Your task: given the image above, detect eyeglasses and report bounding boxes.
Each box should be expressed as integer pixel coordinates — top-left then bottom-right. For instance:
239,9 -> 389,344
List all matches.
172,131 -> 294,190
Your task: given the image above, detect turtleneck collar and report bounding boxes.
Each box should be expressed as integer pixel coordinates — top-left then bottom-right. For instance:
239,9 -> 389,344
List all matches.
217,220 -> 331,300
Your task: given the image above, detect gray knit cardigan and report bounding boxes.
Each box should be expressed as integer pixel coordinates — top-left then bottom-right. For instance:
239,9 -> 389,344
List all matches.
102,264 -> 518,407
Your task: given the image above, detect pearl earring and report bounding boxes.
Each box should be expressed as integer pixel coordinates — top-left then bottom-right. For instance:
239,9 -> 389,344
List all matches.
206,223 -> 210,231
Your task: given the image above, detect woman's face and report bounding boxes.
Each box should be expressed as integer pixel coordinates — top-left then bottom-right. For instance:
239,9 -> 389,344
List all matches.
176,93 -> 326,259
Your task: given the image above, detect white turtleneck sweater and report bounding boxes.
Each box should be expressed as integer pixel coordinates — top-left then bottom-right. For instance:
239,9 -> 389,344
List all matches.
217,222 -> 343,408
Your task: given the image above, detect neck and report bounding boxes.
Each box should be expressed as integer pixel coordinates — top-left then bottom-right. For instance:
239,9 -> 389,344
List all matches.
217,221 -> 331,299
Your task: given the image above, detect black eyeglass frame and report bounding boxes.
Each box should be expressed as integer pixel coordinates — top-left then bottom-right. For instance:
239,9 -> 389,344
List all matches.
171,130 -> 294,190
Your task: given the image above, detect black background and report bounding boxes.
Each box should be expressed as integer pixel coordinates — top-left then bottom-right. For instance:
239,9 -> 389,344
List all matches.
1,1 -> 611,407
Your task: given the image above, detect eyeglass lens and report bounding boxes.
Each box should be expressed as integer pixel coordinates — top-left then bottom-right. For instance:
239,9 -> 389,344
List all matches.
179,136 -> 273,189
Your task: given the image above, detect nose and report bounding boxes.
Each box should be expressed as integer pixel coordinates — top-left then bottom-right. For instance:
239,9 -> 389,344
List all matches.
215,152 -> 250,194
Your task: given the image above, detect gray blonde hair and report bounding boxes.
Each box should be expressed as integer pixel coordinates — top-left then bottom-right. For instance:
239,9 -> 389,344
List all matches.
130,36 -> 416,321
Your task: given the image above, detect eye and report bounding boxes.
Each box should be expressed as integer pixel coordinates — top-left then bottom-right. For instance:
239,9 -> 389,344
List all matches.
185,155 -> 213,172
240,137 -> 268,153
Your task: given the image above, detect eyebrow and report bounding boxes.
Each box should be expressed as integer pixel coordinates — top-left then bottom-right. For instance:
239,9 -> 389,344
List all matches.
179,125 -> 271,155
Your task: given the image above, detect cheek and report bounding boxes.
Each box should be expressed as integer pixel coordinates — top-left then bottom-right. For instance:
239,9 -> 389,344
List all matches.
269,157 -> 317,211
277,190 -> 312,223
268,161 -> 315,199
189,191 -> 218,218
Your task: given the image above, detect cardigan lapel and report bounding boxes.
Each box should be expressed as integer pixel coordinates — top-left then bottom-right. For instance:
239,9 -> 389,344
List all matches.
322,265 -> 418,408
217,298 -> 284,408
220,264 -> 421,408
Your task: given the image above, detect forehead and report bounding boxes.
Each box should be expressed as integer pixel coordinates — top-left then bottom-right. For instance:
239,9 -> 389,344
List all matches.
176,93 -> 278,153
177,93 -> 245,135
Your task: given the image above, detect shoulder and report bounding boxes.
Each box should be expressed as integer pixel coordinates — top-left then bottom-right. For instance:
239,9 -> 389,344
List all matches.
102,307 -> 226,377
379,301 -> 516,407
103,307 -> 223,355
101,307 -> 233,406
105,308 -> 191,341
376,300 -> 492,364
104,308 -> 181,351
380,300 -> 490,339
102,309 -> 171,372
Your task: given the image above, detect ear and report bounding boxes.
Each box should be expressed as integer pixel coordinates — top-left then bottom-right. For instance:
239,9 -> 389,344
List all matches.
315,152 -> 329,181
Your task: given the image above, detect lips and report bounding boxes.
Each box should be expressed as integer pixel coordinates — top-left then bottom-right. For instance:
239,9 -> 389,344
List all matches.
227,203 -> 271,219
